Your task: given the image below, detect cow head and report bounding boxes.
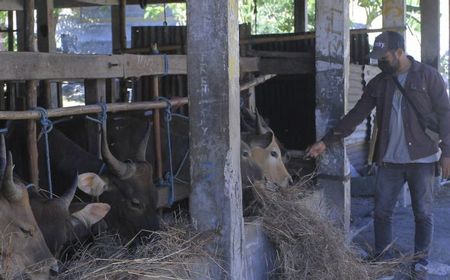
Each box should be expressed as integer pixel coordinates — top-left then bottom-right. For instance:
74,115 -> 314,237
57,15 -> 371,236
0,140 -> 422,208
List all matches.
0,136 -> 57,279
240,141 -> 264,186
28,173 -> 110,258
78,121 -> 158,241
241,109 -> 292,187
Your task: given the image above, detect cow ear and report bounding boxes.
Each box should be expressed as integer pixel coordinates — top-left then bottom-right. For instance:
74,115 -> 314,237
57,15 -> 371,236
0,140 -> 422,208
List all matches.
70,203 -> 111,228
249,131 -> 275,149
78,172 -> 109,196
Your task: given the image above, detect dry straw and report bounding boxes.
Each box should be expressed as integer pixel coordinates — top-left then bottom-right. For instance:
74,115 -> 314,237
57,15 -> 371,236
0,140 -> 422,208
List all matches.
55,176 -> 407,280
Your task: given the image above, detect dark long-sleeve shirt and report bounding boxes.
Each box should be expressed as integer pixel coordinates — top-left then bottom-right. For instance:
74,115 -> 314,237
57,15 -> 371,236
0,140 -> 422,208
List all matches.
322,56 -> 450,164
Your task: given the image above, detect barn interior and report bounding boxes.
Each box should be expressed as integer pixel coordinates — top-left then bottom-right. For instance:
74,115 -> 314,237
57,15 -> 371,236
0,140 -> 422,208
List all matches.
0,0 -> 448,279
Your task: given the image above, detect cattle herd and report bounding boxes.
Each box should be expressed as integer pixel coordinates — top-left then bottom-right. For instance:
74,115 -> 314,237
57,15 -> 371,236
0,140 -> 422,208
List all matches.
0,108 -> 292,279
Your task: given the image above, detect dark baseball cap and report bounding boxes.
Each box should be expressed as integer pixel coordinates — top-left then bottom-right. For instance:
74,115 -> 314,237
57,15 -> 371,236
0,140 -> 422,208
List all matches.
368,31 -> 405,59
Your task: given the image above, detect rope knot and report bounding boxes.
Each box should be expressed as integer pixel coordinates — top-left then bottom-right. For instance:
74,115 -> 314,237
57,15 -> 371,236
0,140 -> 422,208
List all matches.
34,107 -> 53,134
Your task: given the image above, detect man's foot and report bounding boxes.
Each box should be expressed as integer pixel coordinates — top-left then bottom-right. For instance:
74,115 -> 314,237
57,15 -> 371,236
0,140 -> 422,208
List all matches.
410,261 -> 428,280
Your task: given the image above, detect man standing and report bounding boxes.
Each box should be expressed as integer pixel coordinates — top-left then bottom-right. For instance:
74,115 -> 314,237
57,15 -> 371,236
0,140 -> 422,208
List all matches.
306,31 -> 450,279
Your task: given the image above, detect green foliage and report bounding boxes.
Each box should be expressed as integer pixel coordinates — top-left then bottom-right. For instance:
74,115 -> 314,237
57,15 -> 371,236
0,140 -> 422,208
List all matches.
356,0 -> 382,28
440,52 -> 449,77
307,0 -> 315,31
239,0 -> 294,34
144,4 -> 186,26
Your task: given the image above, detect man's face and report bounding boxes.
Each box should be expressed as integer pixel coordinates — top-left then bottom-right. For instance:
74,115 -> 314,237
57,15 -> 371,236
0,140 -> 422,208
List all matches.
377,50 -> 401,75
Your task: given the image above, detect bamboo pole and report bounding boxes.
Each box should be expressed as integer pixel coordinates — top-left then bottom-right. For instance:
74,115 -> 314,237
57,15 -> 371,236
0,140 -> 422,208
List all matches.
0,98 -> 188,120
240,74 -> 276,93
24,0 -> 39,185
124,45 -> 183,54
151,44 -> 163,181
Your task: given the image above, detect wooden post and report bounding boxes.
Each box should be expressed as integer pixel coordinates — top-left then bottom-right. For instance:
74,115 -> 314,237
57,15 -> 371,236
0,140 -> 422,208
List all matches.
7,11 -> 15,111
85,79 -> 106,158
315,0 -> 351,232
187,0 -> 244,278
111,6 -> 121,54
24,0 -> 39,185
112,1 -> 127,101
36,0 -> 56,107
294,0 -> 307,32
420,0 -> 440,69
37,0 -> 57,109
119,0 -> 127,52
151,45 -> 163,182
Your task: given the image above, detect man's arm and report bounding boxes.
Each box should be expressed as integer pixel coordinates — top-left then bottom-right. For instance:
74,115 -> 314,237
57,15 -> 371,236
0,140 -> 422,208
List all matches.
427,69 -> 450,178
307,82 -> 377,157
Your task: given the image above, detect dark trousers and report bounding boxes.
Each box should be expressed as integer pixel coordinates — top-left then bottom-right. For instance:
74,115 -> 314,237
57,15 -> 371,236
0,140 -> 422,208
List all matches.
374,162 -> 434,261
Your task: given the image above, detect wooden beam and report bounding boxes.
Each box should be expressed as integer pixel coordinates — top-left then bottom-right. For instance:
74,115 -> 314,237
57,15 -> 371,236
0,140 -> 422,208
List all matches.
240,74 -> 276,93
0,53 -> 186,80
53,0 -> 184,8
0,0 -> 23,10
0,52 -> 309,80
258,57 -> 314,74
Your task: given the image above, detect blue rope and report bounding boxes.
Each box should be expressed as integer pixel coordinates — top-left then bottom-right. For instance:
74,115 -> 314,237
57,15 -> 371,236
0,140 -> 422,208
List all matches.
156,97 -> 174,206
85,102 -> 108,125
98,162 -> 107,175
35,107 -> 54,199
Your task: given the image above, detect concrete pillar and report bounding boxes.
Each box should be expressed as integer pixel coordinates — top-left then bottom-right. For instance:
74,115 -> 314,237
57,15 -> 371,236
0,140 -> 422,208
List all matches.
294,0 -> 307,32
421,0 -> 440,69
383,0 -> 406,31
187,0 -> 244,279
315,0 -> 351,232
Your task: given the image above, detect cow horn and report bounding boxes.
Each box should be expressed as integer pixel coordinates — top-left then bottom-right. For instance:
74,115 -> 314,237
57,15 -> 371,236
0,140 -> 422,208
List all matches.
135,119 -> 151,162
101,122 -> 129,178
59,172 -> 78,209
2,151 -> 22,202
255,109 -> 268,135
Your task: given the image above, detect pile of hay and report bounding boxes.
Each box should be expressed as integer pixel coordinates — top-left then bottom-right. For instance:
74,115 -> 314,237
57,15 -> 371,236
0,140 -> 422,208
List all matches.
57,217 -> 221,280
57,176 -> 402,279
247,178 -> 369,280
248,177 -> 405,280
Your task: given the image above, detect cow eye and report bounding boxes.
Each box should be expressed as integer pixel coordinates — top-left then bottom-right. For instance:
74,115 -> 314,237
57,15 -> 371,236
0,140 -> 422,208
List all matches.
270,151 -> 278,158
19,226 -> 34,238
130,198 -> 141,208
242,151 -> 250,157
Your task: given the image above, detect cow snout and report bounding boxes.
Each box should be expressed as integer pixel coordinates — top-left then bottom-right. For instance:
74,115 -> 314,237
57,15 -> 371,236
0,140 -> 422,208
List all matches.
50,260 -> 60,276
288,176 -> 294,185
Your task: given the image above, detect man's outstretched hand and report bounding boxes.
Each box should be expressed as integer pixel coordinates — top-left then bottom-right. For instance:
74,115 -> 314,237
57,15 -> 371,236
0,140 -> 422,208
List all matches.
440,156 -> 450,179
305,141 -> 326,159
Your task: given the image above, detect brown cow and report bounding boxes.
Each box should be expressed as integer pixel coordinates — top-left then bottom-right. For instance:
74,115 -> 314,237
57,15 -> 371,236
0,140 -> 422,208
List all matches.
241,108 -> 292,187
27,173 -> 110,258
0,137 -> 57,279
76,121 -> 159,241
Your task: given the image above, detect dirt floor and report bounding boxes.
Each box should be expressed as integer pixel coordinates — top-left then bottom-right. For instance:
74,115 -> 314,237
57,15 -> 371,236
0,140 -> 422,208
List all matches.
352,184 -> 450,280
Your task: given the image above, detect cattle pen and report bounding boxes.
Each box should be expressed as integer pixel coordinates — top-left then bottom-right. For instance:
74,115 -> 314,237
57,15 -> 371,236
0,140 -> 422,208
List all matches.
0,0 -> 447,279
